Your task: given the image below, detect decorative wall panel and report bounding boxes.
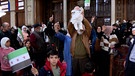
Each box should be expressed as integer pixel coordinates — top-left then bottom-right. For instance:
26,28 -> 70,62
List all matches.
115,0 -> 126,22
126,0 -> 135,20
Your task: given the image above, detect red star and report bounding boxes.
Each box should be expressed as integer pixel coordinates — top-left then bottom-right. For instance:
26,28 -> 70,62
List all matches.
17,59 -> 19,61
23,56 -> 25,59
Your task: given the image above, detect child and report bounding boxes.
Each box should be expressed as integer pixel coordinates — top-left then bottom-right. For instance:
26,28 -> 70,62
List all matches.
22,40 -> 35,76
0,37 -> 15,76
25,39 -> 34,61
31,50 -> 67,76
82,61 -> 95,76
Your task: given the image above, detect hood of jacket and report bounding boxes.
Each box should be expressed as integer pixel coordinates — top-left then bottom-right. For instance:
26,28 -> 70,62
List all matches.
44,60 -> 67,76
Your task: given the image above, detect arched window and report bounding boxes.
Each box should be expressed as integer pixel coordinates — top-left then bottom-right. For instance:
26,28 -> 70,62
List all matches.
0,0 -> 9,12
0,0 -> 24,12
16,0 -> 24,10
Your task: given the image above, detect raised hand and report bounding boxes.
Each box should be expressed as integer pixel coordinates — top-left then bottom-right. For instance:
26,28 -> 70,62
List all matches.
91,16 -> 95,23
49,15 -> 54,22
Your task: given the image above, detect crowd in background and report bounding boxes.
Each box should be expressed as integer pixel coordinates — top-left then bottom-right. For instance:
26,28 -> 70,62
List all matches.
0,7 -> 135,76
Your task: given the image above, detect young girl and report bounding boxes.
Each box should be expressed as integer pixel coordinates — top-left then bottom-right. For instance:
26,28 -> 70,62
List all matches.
23,40 -> 34,76
25,40 -> 34,60
0,37 -> 15,76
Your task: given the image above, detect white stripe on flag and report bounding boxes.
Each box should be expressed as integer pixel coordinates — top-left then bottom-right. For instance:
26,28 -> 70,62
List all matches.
9,53 -> 30,66
85,3 -> 90,6
17,28 -> 24,42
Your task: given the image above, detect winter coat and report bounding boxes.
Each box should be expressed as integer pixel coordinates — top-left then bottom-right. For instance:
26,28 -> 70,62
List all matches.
38,60 -> 67,76
68,18 -> 92,57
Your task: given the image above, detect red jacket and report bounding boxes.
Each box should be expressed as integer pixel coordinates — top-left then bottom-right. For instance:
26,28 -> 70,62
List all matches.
82,73 -> 94,76
44,60 -> 67,76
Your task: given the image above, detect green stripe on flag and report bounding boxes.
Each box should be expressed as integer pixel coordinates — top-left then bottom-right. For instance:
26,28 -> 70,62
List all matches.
85,0 -> 90,3
8,47 -> 28,60
18,28 -> 23,38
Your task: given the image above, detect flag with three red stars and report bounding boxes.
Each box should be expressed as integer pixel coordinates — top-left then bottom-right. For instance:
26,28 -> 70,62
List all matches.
7,47 -> 31,73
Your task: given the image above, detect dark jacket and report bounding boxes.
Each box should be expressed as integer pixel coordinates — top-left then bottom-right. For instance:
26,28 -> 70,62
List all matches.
45,21 -> 66,62
38,60 -> 67,76
0,29 -> 21,49
30,31 -> 46,53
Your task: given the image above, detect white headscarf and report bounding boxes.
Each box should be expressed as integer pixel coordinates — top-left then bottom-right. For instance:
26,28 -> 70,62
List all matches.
21,25 -> 28,33
0,37 -> 10,49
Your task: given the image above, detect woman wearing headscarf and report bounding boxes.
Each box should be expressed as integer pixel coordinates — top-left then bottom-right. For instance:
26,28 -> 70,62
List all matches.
21,25 -> 29,43
97,26 -> 119,76
0,37 -> 15,76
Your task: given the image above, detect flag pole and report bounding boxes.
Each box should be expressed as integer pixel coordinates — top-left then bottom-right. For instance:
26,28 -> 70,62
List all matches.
31,64 -> 38,76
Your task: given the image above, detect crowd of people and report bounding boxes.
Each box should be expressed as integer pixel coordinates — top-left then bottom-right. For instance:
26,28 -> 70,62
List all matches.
0,6 -> 135,76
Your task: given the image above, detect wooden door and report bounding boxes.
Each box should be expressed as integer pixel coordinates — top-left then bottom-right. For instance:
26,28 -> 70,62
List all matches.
1,12 -> 10,25
16,11 -> 25,27
115,0 -> 126,22
53,2 -> 63,23
84,0 -> 111,26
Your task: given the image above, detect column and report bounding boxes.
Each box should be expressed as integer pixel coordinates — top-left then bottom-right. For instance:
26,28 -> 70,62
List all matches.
63,0 -> 67,30
111,0 -> 115,25
9,0 -> 15,27
25,0 -> 34,26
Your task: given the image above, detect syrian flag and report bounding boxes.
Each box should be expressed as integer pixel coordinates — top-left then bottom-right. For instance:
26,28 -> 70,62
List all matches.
7,47 -> 32,73
17,28 -> 24,42
84,0 -> 90,10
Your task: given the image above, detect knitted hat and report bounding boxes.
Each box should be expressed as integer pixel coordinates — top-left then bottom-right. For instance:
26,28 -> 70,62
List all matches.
33,23 -> 41,28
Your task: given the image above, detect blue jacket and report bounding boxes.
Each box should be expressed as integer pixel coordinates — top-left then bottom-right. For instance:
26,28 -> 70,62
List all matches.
90,23 -> 97,54
125,38 -> 135,70
55,32 -> 72,76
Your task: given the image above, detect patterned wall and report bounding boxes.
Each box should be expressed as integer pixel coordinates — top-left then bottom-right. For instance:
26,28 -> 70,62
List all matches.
115,0 -> 125,22
84,0 -> 111,26
85,0 -> 96,21
53,2 -> 63,23
37,0 -> 135,26
126,0 -> 135,20
115,0 -> 135,22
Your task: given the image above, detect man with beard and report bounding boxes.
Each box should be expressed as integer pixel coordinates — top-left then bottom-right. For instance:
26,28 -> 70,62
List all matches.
30,23 -> 47,69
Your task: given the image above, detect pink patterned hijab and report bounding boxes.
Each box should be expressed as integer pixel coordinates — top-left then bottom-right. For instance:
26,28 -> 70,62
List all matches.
104,26 -> 113,36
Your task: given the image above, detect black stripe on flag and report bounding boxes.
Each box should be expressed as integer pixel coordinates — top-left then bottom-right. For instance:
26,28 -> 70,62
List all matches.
11,59 -> 31,73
